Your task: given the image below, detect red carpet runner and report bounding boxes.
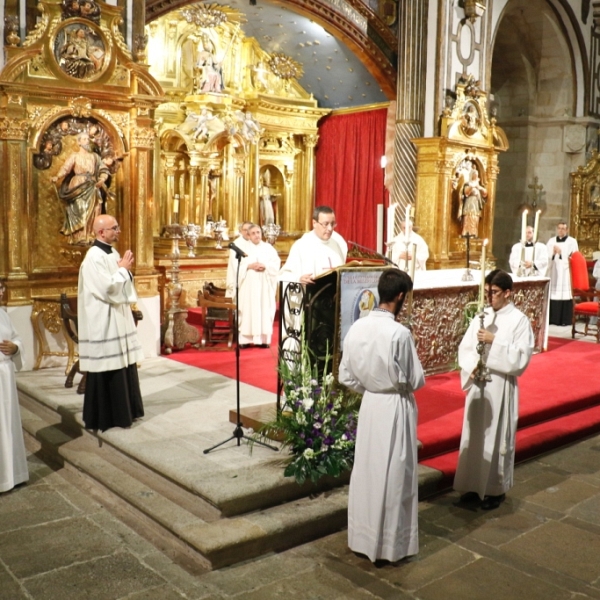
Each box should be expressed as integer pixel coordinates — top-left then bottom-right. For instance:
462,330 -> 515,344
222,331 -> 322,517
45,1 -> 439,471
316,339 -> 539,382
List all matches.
167,328 -> 600,487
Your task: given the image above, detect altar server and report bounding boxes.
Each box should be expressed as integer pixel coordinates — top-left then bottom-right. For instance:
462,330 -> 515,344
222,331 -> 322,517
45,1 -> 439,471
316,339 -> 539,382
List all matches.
278,206 -> 347,284
454,269 -> 534,510
339,269 -> 425,562
546,222 -> 579,325
237,224 -> 280,348
0,280 -> 29,493
390,220 -> 429,272
226,221 -> 253,297
78,215 -> 144,432
509,226 -> 548,277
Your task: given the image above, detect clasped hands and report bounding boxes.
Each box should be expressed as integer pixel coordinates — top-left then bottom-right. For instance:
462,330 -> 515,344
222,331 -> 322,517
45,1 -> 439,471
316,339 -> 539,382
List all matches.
248,262 -> 266,272
118,250 -> 135,270
0,339 -> 18,356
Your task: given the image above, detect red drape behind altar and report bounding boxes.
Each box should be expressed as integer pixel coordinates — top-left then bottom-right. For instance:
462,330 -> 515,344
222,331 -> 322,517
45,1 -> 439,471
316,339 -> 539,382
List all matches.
315,108 -> 387,251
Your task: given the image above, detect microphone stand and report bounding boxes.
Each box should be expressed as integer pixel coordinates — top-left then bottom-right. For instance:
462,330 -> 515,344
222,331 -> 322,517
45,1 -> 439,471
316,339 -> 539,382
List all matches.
204,248 -> 278,454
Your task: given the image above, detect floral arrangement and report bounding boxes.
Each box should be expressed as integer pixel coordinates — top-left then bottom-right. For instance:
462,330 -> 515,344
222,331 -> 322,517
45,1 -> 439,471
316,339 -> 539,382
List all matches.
255,340 -> 360,485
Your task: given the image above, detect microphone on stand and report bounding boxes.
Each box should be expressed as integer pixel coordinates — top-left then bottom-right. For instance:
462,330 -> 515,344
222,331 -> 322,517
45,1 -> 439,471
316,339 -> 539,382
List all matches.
228,241 -> 248,258
348,241 -> 396,266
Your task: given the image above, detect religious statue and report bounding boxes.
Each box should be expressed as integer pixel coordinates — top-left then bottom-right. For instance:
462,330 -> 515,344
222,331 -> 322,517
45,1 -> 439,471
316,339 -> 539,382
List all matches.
194,35 -> 224,93
260,168 -> 278,225
51,131 -> 111,245
456,166 -> 487,238
57,25 -> 105,79
62,0 -> 101,23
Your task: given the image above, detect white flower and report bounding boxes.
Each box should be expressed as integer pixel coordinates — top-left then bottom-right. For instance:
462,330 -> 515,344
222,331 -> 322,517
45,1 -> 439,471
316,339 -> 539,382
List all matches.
313,422 -> 322,429
302,398 -> 314,410
296,412 -> 306,425
303,448 -> 315,458
288,390 -> 299,400
310,379 -> 318,386
324,373 -> 334,386
341,434 -> 348,441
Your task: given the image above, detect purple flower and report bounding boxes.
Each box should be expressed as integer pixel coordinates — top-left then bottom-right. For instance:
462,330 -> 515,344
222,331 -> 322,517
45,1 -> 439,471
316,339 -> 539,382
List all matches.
306,438 -> 313,447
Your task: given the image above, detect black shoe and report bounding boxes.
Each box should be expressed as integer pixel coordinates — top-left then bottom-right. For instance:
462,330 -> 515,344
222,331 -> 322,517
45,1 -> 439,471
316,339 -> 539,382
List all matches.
239,344 -> 251,349
258,344 -> 270,348
481,494 -> 505,510
459,491 -> 480,503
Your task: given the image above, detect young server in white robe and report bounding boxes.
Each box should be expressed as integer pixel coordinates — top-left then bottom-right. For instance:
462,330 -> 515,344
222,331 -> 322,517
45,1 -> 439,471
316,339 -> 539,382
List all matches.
546,222 -> 578,325
78,215 -> 145,432
339,269 -> 425,563
509,226 -> 548,277
237,224 -> 281,347
390,220 -> 429,272
278,206 -> 347,284
454,269 -> 534,510
0,281 -> 29,493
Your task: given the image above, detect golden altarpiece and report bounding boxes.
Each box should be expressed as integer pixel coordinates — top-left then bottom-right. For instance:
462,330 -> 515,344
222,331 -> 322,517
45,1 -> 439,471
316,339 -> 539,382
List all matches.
411,76 -> 509,269
0,0 -> 162,307
148,4 -> 329,310
569,151 -> 600,257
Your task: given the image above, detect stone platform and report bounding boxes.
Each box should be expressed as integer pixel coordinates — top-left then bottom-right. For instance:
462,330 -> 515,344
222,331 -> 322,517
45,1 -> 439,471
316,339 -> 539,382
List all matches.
17,357 -> 443,572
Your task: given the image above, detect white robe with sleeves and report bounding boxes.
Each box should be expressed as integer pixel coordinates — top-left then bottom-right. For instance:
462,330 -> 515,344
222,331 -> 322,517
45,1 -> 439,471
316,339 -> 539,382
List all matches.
508,242 -> 549,277
339,309 -> 425,562
237,240 -> 281,345
0,309 -> 28,492
453,303 -> 534,499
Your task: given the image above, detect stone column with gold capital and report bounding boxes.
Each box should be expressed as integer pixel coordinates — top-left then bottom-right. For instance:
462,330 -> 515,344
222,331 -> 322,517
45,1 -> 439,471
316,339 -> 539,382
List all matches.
391,0 -> 429,237
302,133 -> 318,231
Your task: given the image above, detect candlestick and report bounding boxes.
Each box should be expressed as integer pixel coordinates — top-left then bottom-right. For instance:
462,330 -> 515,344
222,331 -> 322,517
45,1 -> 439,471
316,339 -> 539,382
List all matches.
173,195 -> 180,214
478,239 -> 488,311
533,209 -> 541,242
521,209 -> 528,242
409,242 -> 417,281
405,205 -> 411,239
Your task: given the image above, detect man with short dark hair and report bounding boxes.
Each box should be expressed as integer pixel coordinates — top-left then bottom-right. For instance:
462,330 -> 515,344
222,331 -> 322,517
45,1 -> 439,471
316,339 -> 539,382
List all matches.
546,221 -> 578,325
454,269 -> 534,510
278,206 -> 347,284
339,268 -> 425,562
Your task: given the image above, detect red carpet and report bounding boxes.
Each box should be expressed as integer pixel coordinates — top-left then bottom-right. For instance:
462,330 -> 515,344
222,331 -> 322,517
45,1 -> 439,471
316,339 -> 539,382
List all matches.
166,322 -> 600,488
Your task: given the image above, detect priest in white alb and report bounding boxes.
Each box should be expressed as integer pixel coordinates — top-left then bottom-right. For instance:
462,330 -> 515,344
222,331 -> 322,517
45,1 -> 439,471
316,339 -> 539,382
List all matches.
0,280 -> 29,493
339,269 -> 425,563
226,221 -> 253,297
278,206 -> 347,284
237,224 -> 281,348
509,225 -> 548,277
454,269 -> 534,510
389,219 -> 429,272
546,221 -> 578,325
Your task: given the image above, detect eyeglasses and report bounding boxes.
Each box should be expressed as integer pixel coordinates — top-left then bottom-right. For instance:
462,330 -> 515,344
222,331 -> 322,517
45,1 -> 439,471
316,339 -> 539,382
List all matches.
487,288 -> 504,296
316,220 -> 337,230
103,225 -> 120,232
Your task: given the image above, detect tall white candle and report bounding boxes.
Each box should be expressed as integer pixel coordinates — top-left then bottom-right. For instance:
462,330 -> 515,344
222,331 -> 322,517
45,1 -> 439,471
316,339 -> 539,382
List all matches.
533,209 -> 541,242
405,204 -> 411,239
386,204 -> 395,247
173,196 -> 180,214
478,239 -> 488,311
410,243 -> 417,281
521,209 -> 528,242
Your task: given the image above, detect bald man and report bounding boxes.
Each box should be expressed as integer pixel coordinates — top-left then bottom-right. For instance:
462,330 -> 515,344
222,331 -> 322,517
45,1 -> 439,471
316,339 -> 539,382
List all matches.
78,215 -> 144,432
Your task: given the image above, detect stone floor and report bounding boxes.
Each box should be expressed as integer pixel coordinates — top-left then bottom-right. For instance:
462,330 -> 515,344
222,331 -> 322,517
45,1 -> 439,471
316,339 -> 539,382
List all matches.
4,431 -> 600,599
3,323 -> 599,599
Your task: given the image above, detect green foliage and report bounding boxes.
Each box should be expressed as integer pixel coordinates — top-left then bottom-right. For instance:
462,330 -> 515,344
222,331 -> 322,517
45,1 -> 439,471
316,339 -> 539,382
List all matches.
255,340 -> 360,485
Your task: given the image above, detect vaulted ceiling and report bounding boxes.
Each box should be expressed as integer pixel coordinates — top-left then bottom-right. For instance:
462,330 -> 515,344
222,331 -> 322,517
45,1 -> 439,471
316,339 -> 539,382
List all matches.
144,0 -> 396,109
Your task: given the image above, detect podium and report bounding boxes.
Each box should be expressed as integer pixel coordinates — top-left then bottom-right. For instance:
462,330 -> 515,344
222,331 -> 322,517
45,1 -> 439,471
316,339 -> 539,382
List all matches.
278,264 -> 391,395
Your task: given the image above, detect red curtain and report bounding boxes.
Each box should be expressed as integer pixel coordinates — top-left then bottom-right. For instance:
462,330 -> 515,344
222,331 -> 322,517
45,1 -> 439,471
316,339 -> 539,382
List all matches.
315,108 -> 387,251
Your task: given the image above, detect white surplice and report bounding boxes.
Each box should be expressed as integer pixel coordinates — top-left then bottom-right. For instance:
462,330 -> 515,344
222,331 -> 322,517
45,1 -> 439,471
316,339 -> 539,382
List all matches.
0,309 -> 28,493
339,309 -> 425,562
278,230 -> 347,283
237,240 -> 280,345
78,243 -> 144,372
508,242 -> 549,277
390,230 -> 429,271
545,235 -> 578,300
453,303 -> 534,499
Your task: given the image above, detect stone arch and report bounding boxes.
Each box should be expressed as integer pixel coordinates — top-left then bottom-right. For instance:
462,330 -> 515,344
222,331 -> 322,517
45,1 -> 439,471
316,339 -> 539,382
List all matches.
490,0 -> 591,268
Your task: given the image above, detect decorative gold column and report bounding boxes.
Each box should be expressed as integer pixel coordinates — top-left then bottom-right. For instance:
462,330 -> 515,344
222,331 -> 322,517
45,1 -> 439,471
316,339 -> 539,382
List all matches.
162,152 -> 178,225
302,134 -> 318,231
188,160 -> 199,223
391,0 -> 429,236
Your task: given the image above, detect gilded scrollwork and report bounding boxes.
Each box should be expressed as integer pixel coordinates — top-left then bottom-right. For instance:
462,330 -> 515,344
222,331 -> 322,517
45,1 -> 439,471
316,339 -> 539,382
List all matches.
97,109 -> 129,136
132,126 -> 157,148
107,64 -> 129,86
23,11 -> 52,48
28,53 -> 54,78
111,18 -> 133,60
0,117 -> 30,140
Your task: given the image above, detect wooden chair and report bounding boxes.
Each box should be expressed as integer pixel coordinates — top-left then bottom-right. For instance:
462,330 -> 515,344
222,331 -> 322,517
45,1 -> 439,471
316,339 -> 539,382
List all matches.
197,283 -> 236,348
60,293 -> 87,394
569,251 -> 600,343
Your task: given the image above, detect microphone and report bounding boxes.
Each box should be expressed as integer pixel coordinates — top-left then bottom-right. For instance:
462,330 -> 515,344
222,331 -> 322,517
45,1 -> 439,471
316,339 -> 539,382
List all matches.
228,241 -> 248,258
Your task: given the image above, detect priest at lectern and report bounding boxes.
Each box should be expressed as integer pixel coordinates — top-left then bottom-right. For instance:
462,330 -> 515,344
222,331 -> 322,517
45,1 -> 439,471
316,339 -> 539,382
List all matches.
278,206 -> 347,284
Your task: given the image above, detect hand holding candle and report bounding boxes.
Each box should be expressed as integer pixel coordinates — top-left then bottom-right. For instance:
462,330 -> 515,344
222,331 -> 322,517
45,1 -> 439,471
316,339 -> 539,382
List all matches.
478,239 -> 488,311
521,209 -> 528,242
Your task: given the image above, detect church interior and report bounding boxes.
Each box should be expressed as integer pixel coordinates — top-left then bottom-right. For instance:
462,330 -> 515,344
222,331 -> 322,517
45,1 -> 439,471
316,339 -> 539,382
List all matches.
3,0 -> 600,589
